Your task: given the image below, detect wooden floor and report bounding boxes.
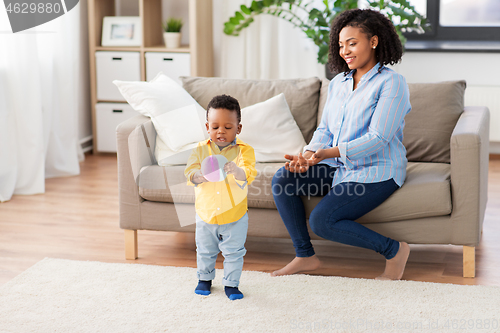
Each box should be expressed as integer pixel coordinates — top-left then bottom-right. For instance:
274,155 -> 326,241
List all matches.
1,153 -> 499,287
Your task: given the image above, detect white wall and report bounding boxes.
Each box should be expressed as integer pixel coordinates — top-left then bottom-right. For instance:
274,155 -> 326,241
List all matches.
392,52 -> 500,86
79,1 -> 92,150
212,0 -> 223,77
390,52 -> 500,152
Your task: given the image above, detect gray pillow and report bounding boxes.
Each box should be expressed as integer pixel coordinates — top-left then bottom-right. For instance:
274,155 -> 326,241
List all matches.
405,81 -> 466,163
180,76 -> 320,143
317,78 -> 330,126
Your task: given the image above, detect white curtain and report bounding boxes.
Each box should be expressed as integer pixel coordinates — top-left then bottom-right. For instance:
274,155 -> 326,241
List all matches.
0,4 -> 83,202
219,0 -> 326,80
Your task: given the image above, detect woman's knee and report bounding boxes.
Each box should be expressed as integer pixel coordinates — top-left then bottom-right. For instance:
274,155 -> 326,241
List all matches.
309,209 -> 327,237
272,166 -> 294,195
309,206 -> 340,238
272,166 -> 289,186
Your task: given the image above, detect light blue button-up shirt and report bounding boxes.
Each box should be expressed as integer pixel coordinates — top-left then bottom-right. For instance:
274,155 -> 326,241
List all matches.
304,63 -> 411,187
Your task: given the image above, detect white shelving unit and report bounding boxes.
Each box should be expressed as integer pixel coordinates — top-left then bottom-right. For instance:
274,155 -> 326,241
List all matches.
87,0 -> 213,153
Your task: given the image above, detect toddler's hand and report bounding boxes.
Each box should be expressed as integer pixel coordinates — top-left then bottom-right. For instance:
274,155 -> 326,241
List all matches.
223,161 -> 238,175
192,170 -> 209,184
224,161 -> 246,181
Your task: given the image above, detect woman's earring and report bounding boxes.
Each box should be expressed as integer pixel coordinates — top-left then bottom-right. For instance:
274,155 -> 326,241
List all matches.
373,46 -> 376,49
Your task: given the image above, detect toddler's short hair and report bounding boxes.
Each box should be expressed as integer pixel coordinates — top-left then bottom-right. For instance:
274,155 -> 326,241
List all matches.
206,94 -> 241,123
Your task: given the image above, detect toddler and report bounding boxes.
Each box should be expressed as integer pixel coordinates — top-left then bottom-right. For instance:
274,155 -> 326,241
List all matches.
184,94 -> 256,300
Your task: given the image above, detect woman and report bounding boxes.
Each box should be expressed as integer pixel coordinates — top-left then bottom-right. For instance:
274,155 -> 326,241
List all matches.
271,9 -> 411,280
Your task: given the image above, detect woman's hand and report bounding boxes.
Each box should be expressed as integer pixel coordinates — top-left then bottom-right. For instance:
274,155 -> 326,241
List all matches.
310,149 -> 327,164
284,148 -> 340,173
284,152 -> 315,173
309,147 -> 341,165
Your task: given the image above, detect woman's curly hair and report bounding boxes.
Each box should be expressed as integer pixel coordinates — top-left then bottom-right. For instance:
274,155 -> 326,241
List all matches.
328,9 -> 403,75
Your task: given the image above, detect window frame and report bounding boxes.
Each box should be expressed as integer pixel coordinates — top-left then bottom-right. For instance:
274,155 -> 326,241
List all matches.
404,0 -> 500,42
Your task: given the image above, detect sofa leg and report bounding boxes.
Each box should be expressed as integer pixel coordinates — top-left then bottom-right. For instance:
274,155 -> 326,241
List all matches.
125,229 -> 138,260
463,246 -> 475,278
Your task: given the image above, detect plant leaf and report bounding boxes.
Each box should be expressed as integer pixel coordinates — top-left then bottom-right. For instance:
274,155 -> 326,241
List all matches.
251,1 -> 264,10
318,44 -> 329,65
235,11 -> 245,21
223,23 -> 235,35
222,0 -> 429,63
240,5 -> 252,15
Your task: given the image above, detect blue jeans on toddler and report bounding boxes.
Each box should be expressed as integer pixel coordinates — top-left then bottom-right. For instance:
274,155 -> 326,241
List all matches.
195,212 -> 248,287
272,165 -> 400,260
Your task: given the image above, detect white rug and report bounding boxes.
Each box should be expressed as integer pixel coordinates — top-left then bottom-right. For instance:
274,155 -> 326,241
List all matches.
1,258 -> 500,333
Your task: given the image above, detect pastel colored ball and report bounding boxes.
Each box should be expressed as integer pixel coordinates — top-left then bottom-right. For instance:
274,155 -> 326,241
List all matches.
201,155 -> 228,182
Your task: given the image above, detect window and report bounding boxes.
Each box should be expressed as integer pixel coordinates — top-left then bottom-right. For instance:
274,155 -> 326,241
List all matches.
440,0 -> 500,27
405,0 -> 500,42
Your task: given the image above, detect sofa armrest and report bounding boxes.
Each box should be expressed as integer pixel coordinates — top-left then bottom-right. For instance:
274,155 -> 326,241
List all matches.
450,106 -> 490,245
116,114 -> 157,230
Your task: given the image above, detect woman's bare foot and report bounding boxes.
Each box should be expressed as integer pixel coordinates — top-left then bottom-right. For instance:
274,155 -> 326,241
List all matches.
376,242 -> 410,280
271,255 -> 321,277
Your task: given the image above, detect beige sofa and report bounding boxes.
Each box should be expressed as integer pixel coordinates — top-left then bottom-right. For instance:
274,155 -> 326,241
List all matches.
116,76 -> 489,278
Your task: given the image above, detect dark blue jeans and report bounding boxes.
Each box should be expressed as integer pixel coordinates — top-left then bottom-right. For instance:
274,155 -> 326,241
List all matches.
271,164 -> 400,259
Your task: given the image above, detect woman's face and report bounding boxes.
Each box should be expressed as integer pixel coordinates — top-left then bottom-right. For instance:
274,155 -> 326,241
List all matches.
338,26 -> 378,76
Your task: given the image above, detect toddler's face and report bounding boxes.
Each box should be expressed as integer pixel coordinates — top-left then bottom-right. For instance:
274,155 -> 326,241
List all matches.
205,108 -> 242,148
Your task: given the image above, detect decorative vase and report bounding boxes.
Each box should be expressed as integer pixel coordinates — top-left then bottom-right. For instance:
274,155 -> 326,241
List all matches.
163,32 -> 181,49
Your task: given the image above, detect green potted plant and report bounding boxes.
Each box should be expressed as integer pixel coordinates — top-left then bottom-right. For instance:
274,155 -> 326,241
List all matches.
224,0 -> 429,66
162,17 -> 184,49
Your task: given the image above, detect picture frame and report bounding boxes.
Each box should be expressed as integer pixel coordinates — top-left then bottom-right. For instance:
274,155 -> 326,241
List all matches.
101,16 -> 142,47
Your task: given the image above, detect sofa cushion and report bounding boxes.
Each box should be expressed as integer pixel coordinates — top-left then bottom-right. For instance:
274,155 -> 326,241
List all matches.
180,76 -> 320,143
404,81 -> 466,163
138,162 -> 451,223
137,164 -> 193,204
318,78 -> 330,125
302,162 -> 452,222
341,162 -> 450,222
137,162 -> 283,209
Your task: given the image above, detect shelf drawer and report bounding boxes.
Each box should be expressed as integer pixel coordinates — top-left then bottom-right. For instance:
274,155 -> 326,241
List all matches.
96,103 -> 139,153
145,52 -> 190,84
95,51 -> 140,101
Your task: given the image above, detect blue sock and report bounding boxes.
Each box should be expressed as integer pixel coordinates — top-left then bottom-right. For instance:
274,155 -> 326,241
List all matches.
224,286 -> 244,300
195,280 -> 212,296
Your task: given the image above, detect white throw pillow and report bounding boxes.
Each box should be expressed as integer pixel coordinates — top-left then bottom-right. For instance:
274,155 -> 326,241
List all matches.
238,93 -> 306,162
155,138 -> 197,166
113,72 -> 208,152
